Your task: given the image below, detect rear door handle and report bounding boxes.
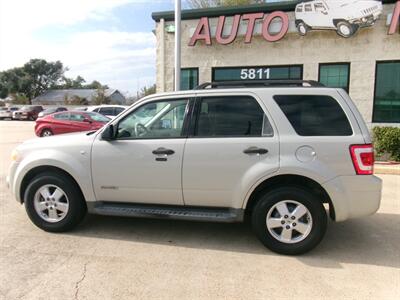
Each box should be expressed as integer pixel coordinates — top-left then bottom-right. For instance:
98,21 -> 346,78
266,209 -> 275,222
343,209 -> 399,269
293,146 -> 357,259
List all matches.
152,147 -> 175,155
243,147 -> 269,155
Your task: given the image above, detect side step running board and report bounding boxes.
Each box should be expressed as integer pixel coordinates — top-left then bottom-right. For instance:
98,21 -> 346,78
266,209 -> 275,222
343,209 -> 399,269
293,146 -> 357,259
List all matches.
90,202 -> 244,223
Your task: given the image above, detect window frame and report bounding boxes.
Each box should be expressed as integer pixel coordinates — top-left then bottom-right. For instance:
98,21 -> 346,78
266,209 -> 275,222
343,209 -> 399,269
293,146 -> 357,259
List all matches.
180,68 -> 199,90
212,64 -> 304,82
114,97 -> 195,140
318,62 -> 351,93
188,95 -> 274,139
372,60 -> 400,124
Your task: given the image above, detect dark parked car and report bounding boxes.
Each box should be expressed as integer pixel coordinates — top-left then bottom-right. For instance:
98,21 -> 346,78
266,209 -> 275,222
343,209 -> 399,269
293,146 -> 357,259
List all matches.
35,111 -> 110,137
38,107 -> 68,118
13,105 -> 43,121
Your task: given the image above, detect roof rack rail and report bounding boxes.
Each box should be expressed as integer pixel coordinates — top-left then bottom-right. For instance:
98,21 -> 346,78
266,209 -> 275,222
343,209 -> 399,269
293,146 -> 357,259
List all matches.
194,80 -> 325,90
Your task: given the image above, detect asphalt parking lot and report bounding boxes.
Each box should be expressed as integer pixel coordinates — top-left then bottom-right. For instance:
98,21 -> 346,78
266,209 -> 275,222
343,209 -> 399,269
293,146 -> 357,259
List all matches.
0,120 -> 399,300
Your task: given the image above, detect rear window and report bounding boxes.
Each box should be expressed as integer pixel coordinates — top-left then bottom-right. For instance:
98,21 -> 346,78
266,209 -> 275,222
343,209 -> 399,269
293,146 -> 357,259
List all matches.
273,95 -> 353,136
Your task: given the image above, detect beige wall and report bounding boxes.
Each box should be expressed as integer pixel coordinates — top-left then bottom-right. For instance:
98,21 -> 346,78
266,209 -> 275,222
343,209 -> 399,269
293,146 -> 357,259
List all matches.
156,4 -> 400,126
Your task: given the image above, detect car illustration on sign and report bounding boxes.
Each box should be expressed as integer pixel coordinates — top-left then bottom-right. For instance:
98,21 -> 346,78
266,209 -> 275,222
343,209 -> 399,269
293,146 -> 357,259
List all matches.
295,0 -> 383,38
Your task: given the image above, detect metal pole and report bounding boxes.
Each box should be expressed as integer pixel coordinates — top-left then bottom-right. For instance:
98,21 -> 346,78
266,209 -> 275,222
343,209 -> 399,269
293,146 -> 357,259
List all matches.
174,0 -> 181,91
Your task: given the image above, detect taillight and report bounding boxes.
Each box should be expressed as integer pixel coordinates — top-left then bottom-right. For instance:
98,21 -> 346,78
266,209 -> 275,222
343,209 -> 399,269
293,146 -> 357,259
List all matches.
350,144 -> 374,175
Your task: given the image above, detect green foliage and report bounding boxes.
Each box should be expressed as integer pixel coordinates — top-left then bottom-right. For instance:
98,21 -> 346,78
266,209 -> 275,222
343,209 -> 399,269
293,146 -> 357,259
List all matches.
92,88 -> 111,105
0,59 -> 108,103
11,93 -> 30,105
63,94 -> 88,105
0,59 -> 64,103
372,126 -> 400,162
139,84 -> 156,98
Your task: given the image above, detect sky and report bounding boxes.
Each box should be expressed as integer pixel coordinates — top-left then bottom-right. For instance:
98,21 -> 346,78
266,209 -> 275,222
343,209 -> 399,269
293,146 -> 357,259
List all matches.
0,0 -> 177,96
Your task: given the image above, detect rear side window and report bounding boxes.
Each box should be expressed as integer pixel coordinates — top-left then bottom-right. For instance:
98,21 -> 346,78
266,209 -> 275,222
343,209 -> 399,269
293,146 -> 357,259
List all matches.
99,107 -> 115,115
195,96 -> 271,137
54,112 -> 70,120
273,95 -> 353,136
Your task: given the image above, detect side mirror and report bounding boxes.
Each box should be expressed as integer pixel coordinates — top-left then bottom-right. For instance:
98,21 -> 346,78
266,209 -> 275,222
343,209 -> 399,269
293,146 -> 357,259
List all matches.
83,118 -> 92,123
101,124 -> 115,141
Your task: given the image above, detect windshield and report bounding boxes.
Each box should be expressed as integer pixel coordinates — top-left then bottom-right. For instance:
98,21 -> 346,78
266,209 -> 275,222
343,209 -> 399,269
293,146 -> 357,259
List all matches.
20,106 -> 31,111
86,112 -> 110,122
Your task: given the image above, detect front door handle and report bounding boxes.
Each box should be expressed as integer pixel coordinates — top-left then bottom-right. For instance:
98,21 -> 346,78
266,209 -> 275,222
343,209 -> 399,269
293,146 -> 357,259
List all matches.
243,147 -> 269,155
152,147 -> 175,155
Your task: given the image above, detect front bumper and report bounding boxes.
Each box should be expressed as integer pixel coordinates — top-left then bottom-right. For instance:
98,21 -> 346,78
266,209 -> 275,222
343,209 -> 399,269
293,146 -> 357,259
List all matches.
323,175 -> 382,222
7,161 -> 19,202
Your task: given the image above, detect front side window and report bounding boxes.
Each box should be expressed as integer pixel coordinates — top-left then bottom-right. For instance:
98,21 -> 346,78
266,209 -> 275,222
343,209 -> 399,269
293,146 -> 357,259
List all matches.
373,61 -> 400,123
86,112 -> 110,122
195,96 -> 269,137
273,95 -> 353,136
319,63 -> 350,92
117,99 -> 188,139
305,4 -> 312,12
314,3 -> 326,12
69,113 -> 85,122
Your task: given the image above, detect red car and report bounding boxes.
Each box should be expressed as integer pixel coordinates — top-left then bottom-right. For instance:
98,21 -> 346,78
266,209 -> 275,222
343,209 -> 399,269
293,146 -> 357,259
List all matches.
35,111 -> 110,137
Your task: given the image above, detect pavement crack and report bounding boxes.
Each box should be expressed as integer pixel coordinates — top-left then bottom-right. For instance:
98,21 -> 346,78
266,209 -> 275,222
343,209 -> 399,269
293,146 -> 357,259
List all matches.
74,262 -> 88,300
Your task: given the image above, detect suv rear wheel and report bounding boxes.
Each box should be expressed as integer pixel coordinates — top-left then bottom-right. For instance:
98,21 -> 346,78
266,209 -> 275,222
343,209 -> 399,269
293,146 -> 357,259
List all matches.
252,187 -> 327,255
24,172 -> 87,232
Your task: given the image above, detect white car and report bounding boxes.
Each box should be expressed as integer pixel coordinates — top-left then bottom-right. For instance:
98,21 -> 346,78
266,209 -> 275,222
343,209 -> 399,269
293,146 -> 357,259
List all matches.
7,80 -> 382,255
0,107 -> 19,120
295,0 -> 383,38
84,105 -> 127,119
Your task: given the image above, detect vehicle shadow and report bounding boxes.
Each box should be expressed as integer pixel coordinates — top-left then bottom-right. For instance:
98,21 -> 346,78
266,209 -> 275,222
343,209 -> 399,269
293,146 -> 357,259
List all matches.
71,212 -> 400,269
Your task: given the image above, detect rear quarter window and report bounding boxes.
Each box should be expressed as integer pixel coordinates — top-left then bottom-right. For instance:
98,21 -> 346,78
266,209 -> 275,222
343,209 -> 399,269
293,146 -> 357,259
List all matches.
273,95 -> 353,136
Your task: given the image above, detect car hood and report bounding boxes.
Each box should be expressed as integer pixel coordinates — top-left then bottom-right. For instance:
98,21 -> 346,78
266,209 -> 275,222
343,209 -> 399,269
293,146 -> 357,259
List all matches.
17,131 -> 98,154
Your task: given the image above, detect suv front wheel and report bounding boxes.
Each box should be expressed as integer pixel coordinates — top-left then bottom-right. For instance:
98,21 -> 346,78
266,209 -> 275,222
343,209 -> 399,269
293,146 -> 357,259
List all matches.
24,172 -> 87,232
252,187 -> 327,255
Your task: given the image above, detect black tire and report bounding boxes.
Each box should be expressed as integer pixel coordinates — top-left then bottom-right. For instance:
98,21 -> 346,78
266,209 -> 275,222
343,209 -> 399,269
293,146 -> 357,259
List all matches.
252,186 -> 327,255
40,129 -> 53,137
336,21 -> 355,38
28,115 -> 35,121
297,21 -> 309,36
24,172 -> 87,232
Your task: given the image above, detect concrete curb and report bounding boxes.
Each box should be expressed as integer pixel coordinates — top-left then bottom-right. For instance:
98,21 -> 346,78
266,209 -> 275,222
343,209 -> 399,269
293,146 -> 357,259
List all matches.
374,163 -> 400,175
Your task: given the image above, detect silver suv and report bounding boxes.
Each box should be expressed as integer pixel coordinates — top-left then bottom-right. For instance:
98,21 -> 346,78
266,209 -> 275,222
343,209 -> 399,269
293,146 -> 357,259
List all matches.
7,80 -> 382,255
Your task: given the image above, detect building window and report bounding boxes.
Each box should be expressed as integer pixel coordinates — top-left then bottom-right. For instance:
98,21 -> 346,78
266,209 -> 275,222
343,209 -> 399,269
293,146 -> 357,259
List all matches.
212,65 -> 303,81
373,61 -> 400,123
180,68 -> 198,90
319,63 -> 350,92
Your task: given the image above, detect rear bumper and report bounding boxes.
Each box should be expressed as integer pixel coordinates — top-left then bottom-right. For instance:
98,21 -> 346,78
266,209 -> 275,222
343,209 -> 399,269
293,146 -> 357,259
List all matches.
323,175 -> 382,222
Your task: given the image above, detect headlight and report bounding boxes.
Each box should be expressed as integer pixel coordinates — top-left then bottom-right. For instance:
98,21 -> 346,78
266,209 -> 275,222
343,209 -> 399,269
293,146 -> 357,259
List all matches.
11,149 -> 21,162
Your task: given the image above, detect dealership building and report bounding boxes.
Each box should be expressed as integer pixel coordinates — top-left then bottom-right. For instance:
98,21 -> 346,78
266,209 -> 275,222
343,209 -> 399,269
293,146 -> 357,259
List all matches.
152,0 -> 400,126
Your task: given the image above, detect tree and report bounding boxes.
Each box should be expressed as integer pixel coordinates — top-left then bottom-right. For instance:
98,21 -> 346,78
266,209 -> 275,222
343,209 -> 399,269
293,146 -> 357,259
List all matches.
186,0 -> 264,8
138,84 -> 156,99
92,87 -> 111,105
0,59 -> 64,103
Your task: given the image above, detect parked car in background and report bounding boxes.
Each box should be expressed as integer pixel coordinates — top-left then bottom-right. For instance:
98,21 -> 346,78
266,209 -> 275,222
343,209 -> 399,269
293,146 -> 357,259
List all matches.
0,107 -> 19,120
38,107 -> 68,118
13,105 -> 43,121
86,105 -> 127,119
34,111 -> 110,137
